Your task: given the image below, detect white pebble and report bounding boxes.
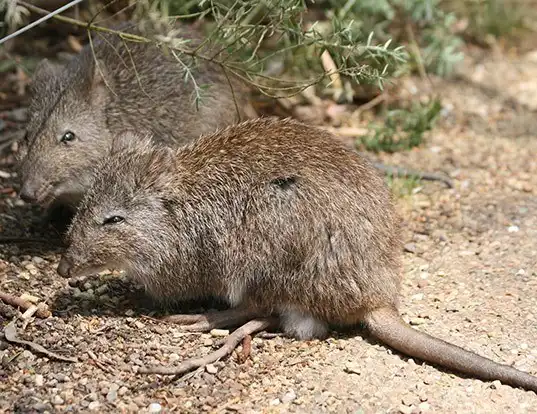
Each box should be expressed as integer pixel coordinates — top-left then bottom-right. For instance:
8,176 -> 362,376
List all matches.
148,403 -> 162,413
88,401 -> 100,411
52,395 -> 64,405
281,390 -> 297,403
205,364 -> 218,374
35,374 -> 44,387
508,225 -> 520,233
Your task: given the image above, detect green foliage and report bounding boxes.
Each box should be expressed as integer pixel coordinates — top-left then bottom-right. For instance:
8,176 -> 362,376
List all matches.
386,175 -> 422,198
444,0 -> 528,43
359,98 -> 442,153
326,0 -> 464,77
130,0 -> 408,99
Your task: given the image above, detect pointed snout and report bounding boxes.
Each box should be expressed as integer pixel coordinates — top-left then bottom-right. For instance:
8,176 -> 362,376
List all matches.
19,182 -> 39,203
57,256 -> 74,278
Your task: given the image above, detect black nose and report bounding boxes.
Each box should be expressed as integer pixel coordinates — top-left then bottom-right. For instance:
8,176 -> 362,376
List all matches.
19,183 -> 37,203
57,256 -> 73,278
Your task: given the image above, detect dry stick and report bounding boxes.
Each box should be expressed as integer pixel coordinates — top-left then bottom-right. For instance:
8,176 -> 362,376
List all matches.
0,292 -> 51,318
138,318 -> 276,375
3,321 -> 77,363
238,334 -> 252,363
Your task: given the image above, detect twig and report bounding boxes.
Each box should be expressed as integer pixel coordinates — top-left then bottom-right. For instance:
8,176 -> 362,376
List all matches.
321,126 -> 369,137
138,318 -> 276,375
0,292 -> 51,318
354,93 -> 386,114
18,1 -> 151,44
320,50 -> 343,90
87,350 -> 114,373
237,334 -> 252,363
3,320 -> 77,362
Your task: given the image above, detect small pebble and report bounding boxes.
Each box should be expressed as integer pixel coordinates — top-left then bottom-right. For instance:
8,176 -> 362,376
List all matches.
205,364 -> 218,374
398,405 -> 413,414
88,401 -> 100,411
32,256 -> 44,264
148,402 -> 162,413
507,225 -> 520,233
281,390 -> 297,403
134,321 -> 145,330
168,353 -> 180,362
270,399 -> 281,406
107,389 -> 118,402
418,402 -> 431,412
417,280 -> 429,288
52,395 -> 64,405
118,386 -> 128,396
516,269 -> 526,276
96,284 -> 108,294
56,373 -> 69,382
404,243 -> 417,254
35,374 -> 44,387
204,338 -> 214,346
487,380 -> 502,390
18,271 -> 30,280
459,250 -> 475,257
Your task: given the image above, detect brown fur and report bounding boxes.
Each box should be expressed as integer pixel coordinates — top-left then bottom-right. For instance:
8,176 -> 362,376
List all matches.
18,21 -> 252,212
59,118 -> 537,392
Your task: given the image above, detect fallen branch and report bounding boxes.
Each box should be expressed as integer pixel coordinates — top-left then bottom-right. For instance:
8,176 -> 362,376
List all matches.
138,318 -> 276,375
3,320 -> 77,363
0,292 -> 51,318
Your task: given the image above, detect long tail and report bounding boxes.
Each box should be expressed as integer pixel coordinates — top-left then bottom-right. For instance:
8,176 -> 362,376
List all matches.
364,307 -> 537,392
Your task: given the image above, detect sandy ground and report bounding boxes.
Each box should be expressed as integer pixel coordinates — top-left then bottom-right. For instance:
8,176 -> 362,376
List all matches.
1,47 -> 537,413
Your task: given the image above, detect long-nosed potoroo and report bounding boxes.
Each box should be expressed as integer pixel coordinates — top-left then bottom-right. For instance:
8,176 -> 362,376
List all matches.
18,21 -> 255,228
58,118 -> 537,391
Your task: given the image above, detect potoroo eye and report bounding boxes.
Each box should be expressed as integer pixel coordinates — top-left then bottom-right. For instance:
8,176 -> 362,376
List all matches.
60,131 -> 76,143
102,215 -> 124,225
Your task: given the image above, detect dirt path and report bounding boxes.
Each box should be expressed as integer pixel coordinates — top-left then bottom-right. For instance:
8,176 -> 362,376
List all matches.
1,49 -> 537,413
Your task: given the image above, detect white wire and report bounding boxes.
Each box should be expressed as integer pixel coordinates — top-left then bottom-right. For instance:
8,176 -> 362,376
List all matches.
0,0 -> 85,46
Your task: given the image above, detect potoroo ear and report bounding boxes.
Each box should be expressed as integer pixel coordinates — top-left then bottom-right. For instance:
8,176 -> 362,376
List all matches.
33,58 -> 59,80
30,58 -> 61,93
88,57 -> 113,106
